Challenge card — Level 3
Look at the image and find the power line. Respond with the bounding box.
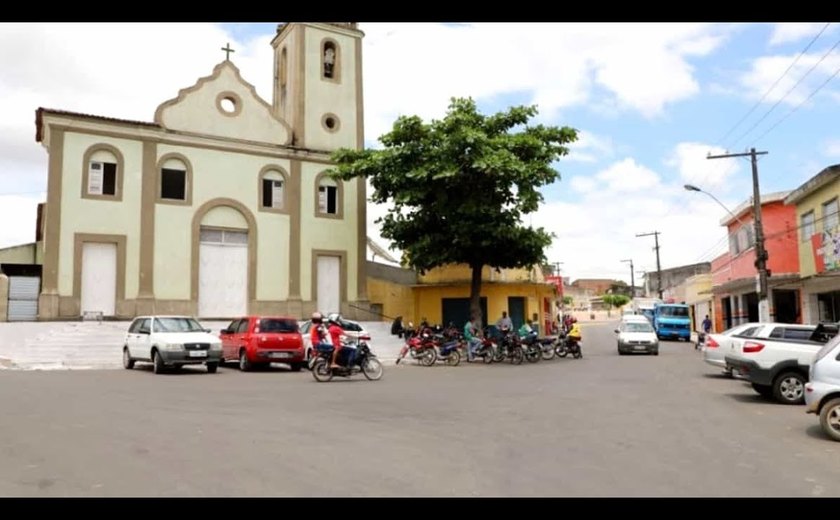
[753,61,840,145]
[716,22,831,147]
[730,35,840,149]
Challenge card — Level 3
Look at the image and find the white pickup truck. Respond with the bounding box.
[724,322,839,405]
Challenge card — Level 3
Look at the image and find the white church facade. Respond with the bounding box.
[33,22,369,320]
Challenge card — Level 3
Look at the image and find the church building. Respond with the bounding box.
[33,22,368,320]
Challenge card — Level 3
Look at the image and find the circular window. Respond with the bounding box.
[220,97,236,113]
[216,91,242,117]
[322,113,340,133]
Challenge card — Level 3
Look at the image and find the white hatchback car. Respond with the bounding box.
[805,333,840,441]
[616,316,659,355]
[123,316,222,374]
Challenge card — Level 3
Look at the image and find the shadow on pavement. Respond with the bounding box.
[804,424,831,442]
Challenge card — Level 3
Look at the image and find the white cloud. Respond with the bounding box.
[665,142,742,191]
[567,130,615,164]
[738,51,840,109]
[361,23,729,140]
[594,158,660,192]
[769,23,831,46]
[570,176,597,193]
[531,161,738,282]
[823,138,840,159]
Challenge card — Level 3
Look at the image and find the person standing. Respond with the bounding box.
[496,311,513,331]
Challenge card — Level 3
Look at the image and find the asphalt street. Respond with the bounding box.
[1,321,838,497]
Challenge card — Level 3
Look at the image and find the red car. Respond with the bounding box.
[219,316,305,372]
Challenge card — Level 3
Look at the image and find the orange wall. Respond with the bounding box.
[714,201,799,286]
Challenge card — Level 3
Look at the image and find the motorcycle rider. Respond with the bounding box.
[464,315,481,362]
[310,312,332,355]
[567,317,582,342]
[327,315,351,369]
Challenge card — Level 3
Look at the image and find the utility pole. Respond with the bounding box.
[636,231,662,299]
[707,148,770,322]
[621,259,635,298]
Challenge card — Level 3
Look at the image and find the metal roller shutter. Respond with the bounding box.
[8,276,40,321]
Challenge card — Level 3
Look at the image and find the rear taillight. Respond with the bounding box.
[706,337,719,348]
[360,335,371,341]
[743,341,764,353]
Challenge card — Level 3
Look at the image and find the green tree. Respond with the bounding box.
[562,296,574,306]
[329,97,578,327]
[602,294,631,316]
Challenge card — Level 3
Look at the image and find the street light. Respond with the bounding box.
[684,184,750,230]
[621,259,635,298]
[685,182,771,322]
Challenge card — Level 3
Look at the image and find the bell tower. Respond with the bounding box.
[271,22,364,151]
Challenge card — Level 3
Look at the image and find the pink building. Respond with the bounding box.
[711,191,801,330]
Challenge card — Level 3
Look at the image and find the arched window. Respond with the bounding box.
[82,144,124,201]
[259,166,289,213]
[156,153,193,205]
[315,171,343,219]
[321,39,341,82]
[279,47,288,106]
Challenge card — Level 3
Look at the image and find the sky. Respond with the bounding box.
[1,22,839,285]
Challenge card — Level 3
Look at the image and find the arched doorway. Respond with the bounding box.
[193,200,255,318]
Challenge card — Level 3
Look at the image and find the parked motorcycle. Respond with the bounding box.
[493,326,524,365]
[396,330,438,366]
[520,330,543,363]
[472,329,497,364]
[433,325,463,366]
[311,340,383,382]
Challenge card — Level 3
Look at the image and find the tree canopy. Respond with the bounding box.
[329,97,578,326]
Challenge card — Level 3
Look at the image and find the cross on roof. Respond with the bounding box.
[221,43,235,61]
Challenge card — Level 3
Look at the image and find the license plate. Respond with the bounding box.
[188,351,207,358]
[270,352,291,359]
[634,345,647,350]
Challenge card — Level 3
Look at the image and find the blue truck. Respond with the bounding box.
[653,303,692,341]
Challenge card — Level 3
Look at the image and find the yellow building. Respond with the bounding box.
[682,273,713,332]
[367,262,558,333]
[784,164,840,323]
[29,23,369,321]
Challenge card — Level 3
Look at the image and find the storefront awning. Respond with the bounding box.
[712,273,800,294]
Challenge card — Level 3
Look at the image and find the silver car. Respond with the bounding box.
[805,333,840,442]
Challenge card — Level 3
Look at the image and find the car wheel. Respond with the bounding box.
[239,350,252,372]
[773,371,806,405]
[206,362,218,374]
[122,347,135,369]
[152,350,165,375]
[651,349,659,356]
[290,362,303,372]
[819,397,840,442]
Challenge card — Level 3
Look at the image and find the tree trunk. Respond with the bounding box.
[469,263,483,331]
